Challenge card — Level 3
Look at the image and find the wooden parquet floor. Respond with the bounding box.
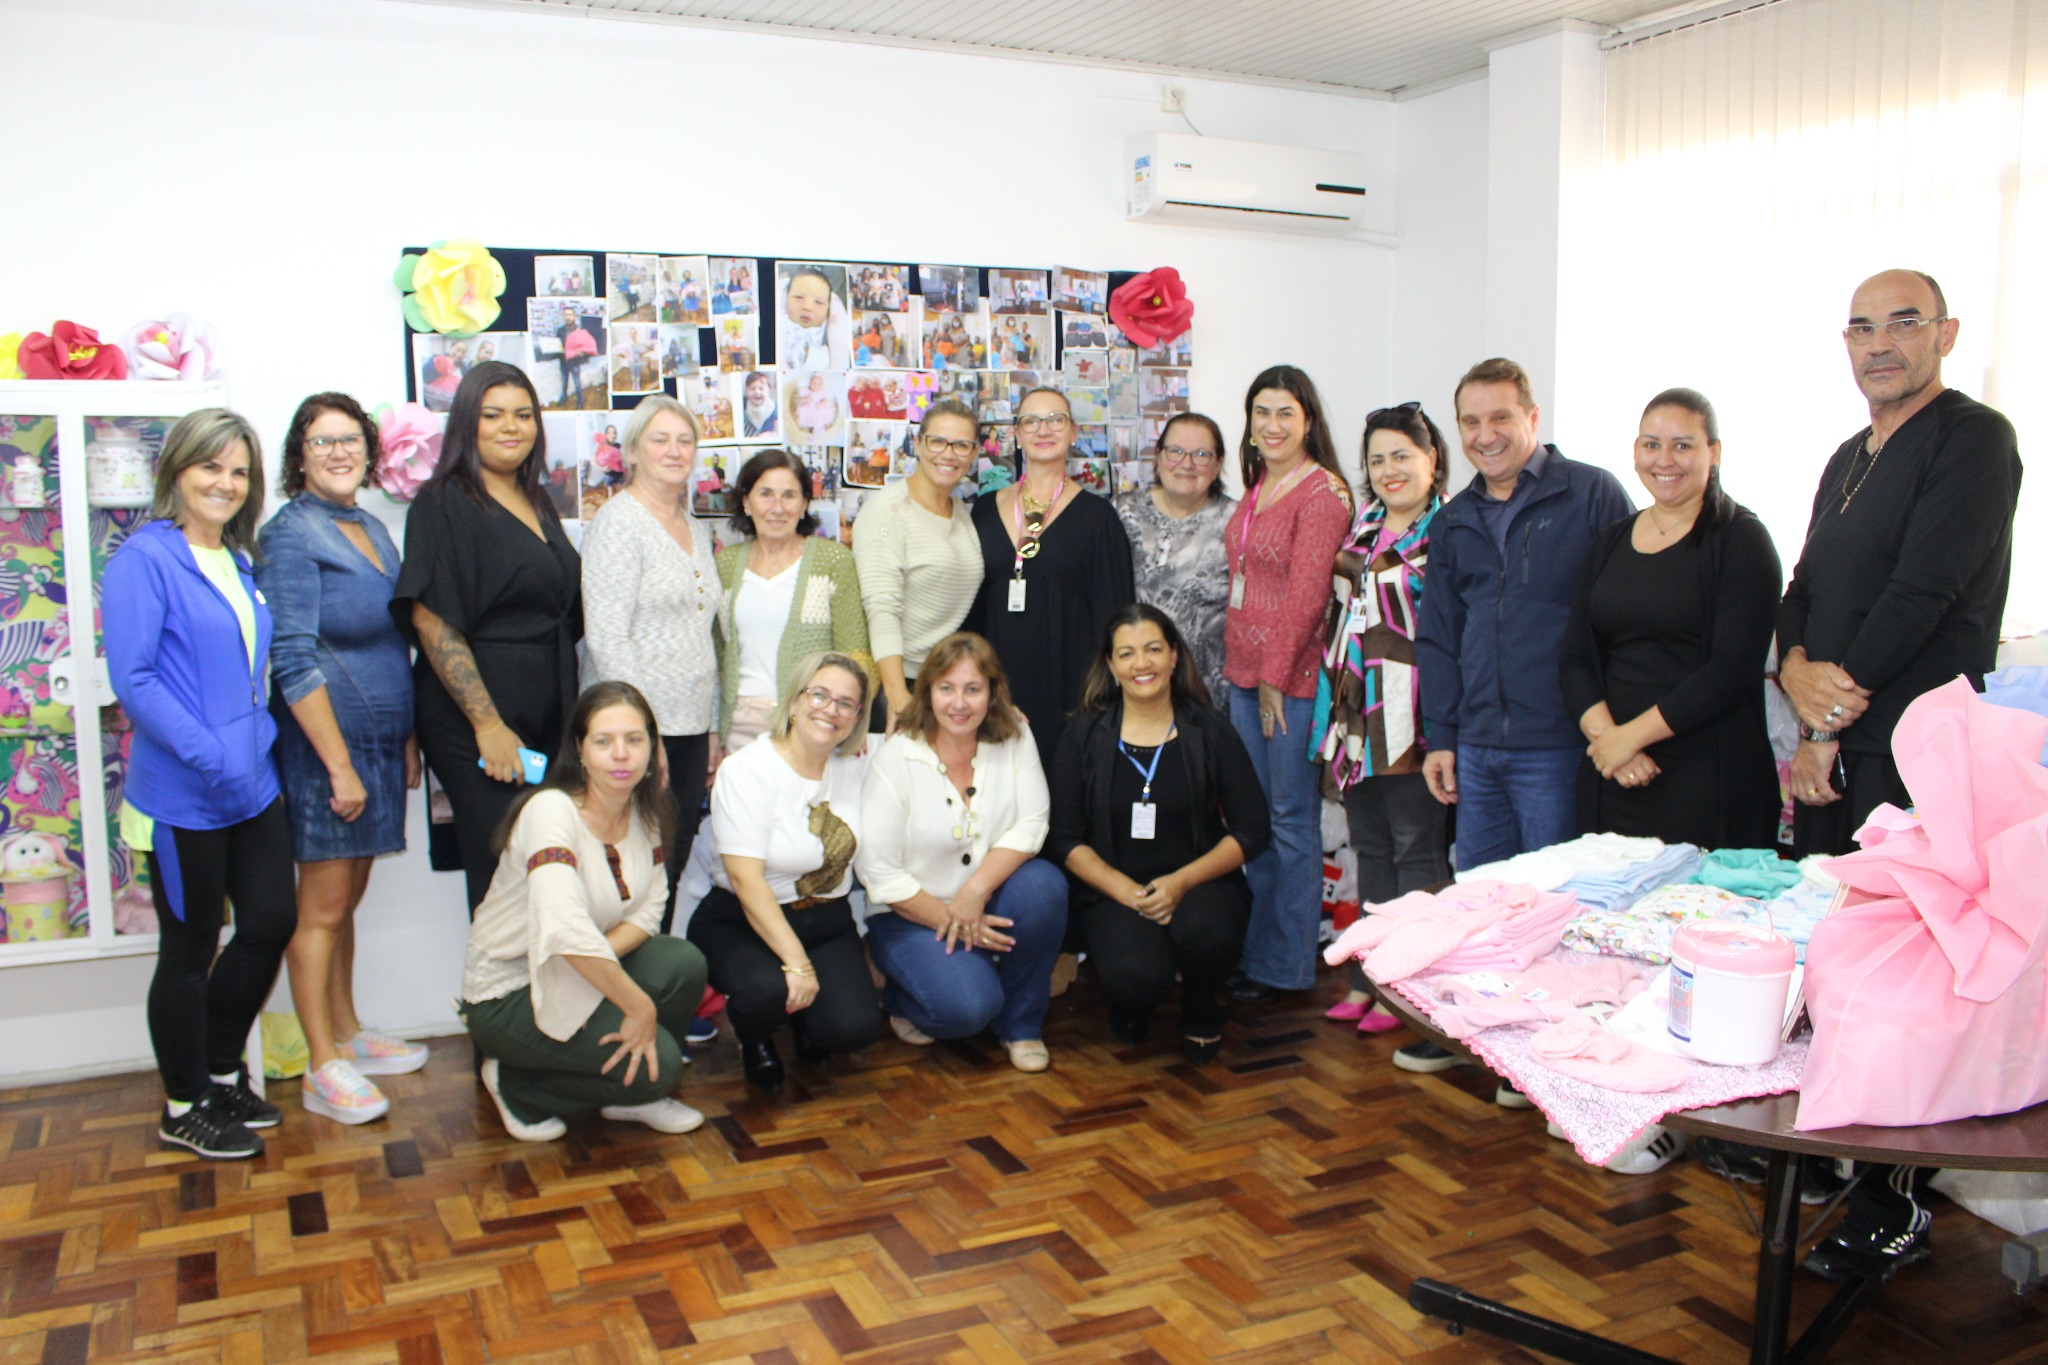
[3,977,2044,1364]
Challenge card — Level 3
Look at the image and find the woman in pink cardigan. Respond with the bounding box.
[1221,365,1353,1003]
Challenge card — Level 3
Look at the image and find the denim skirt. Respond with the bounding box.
[276,712,410,862]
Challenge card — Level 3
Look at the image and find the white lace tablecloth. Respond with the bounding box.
[1385,949,1809,1165]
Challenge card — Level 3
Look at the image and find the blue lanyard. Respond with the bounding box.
[1117,731,1173,802]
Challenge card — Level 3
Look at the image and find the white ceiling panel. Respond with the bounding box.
[493,0,1689,94]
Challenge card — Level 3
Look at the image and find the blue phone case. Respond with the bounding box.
[480,748,548,784]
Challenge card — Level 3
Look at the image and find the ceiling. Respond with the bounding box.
[498,0,1689,95]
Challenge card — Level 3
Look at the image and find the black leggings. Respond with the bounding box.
[659,732,709,933]
[1083,879,1250,1036]
[146,799,299,1103]
[686,887,880,1054]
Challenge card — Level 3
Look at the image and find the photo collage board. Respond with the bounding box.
[401,248,1195,545]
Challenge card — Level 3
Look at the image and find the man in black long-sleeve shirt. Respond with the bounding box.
[1774,268,2022,1284]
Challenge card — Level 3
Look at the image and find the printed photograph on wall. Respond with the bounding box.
[710,257,759,315]
[1110,423,1142,463]
[691,445,741,518]
[848,372,912,421]
[1063,348,1108,387]
[990,313,1051,369]
[610,323,662,397]
[978,422,1016,470]
[849,264,912,311]
[659,255,711,324]
[794,443,841,500]
[782,369,848,447]
[716,314,759,373]
[658,324,697,380]
[976,371,1020,423]
[536,255,596,297]
[851,310,912,368]
[688,367,737,442]
[1108,348,1141,419]
[989,268,1048,315]
[1053,266,1108,315]
[934,369,980,413]
[1067,455,1111,493]
[527,297,607,411]
[607,253,659,323]
[1138,329,1194,368]
[1113,460,1151,494]
[581,413,627,520]
[1140,366,1190,416]
[539,413,582,521]
[917,264,978,313]
[920,306,988,372]
[898,372,939,422]
[414,332,528,412]
[738,369,781,438]
[1068,387,1110,425]
[1060,310,1113,351]
[844,422,906,489]
[775,261,852,371]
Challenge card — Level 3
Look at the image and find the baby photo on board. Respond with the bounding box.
[526,297,607,411]
[775,261,852,371]
[917,264,978,314]
[536,255,595,297]
[710,257,758,315]
[659,255,711,325]
[608,253,659,323]
[415,332,526,412]
[717,314,760,373]
[848,372,912,421]
[989,268,1048,315]
[783,369,849,447]
[851,310,913,368]
[738,369,781,438]
[849,264,912,312]
[688,367,737,442]
[1054,266,1108,315]
[610,323,662,397]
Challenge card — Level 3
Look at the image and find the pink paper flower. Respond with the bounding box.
[122,314,222,380]
[17,321,127,381]
[372,402,444,501]
[1108,268,1194,349]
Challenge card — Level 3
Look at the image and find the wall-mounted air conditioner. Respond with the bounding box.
[1125,132,1375,237]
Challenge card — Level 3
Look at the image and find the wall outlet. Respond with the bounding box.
[1160,85,1186,115]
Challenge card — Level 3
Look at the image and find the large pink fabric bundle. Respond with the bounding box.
[1796,677,2048,1131]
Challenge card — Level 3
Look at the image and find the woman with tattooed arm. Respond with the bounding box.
[393,363,584,911]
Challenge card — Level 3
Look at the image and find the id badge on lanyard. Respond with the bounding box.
[1119,733,1172,840]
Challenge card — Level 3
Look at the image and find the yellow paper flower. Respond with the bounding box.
[394,239,506,336]
[0,333,21,380]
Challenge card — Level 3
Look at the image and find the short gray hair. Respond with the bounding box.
[768,651,872,757]
[620,394,699,484]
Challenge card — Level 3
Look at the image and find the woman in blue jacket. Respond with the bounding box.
[106,409,297,1162]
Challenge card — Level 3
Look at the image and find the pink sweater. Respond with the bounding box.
[1322,881,1581,981]
[1428,958,1652,1039]
[1222,467,1352,699]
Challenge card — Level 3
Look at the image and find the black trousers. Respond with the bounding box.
[1083,879,1250,1036]
[685,887,881,1054]
[1345,771,1453,990]
[146,799,299,1103]
[658,732,710,934]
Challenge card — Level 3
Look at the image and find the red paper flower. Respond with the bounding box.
[1108,268,1194,349]
[17,322,128,381]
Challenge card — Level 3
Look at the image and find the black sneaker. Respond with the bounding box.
[1694,1136,1771,1184]
[1392,1041,1464,1074]
[1803,1223,1932,1282]
[1494,1081,1535,1110]
[160,1092,264,1160]
[210,1072,282,1130]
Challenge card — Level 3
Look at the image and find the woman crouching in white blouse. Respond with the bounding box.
[460,681,709,1142]
[855,632,1066,1072]
[689,651,881,1091]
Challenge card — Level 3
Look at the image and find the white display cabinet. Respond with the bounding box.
[0,380,229,964]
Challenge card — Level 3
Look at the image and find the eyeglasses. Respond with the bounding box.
[802,687,862,719]
[921,435,976,458]
[1016,413,1072,432]
[1367,401,1422,423]
[1158,444,1219,467]
[306,434,366,454]
[1842,316,1948,345]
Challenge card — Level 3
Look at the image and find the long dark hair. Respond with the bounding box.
[1641,387,1734,529]
[494,680,675,855]
[1239,365,1346,495]
[1079,603,1210,711]
[281,391,382,497]
[1360,401,1450,508]
[425,361,555,520]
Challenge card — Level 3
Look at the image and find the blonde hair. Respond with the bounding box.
[768,651,872,757]
[620,394,700,485]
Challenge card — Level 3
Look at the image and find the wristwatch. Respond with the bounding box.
[1799,723,1841,744]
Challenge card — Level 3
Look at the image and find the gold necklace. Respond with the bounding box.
[1645,506,1693,539]
[1839,435,1883,512]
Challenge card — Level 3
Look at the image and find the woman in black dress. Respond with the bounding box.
[393,362,583,911]
[967,386,1135,773]
[1559,388,1782,849]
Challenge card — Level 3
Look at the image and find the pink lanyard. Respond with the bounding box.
[1010,476,1066,578]
[1234,460,1313,577]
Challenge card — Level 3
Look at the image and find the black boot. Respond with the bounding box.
[740,1036,784,1091]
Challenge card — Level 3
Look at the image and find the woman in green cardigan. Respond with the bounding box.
[714,450,876,754]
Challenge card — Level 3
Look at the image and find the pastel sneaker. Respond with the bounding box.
[302,1059,391,1126]
[600,1098,705,1134]
[339,1028,430,1076]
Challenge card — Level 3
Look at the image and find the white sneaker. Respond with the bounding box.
[1602,1124,1685,1175]
[889,1015,935,1046]
[600,1098,705,1134]
[479,1058,566,1142]
[301,1058,391,1125]
[339,1028,430,1076]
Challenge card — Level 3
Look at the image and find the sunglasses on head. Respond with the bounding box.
[1367,401,1423,423]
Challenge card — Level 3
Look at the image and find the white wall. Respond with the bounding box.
[0,0,1400,1082]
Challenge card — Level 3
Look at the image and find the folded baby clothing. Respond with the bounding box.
[1560,884,1754,964]
[1559,843,1702,911]
[1796,854,1840,892]
[1456,833,1665,892]
[1323,881,1579,982]
[1431,882,1582,973]
[1428,957,1654,1039]
[1527,1014,1688,1092]
[1688,847,1801,898]
[1717,878,1835,962]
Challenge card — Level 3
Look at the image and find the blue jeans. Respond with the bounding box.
[864,858,1068,1042]
[1229,685,1324,990]
[1452,743,1581,871]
